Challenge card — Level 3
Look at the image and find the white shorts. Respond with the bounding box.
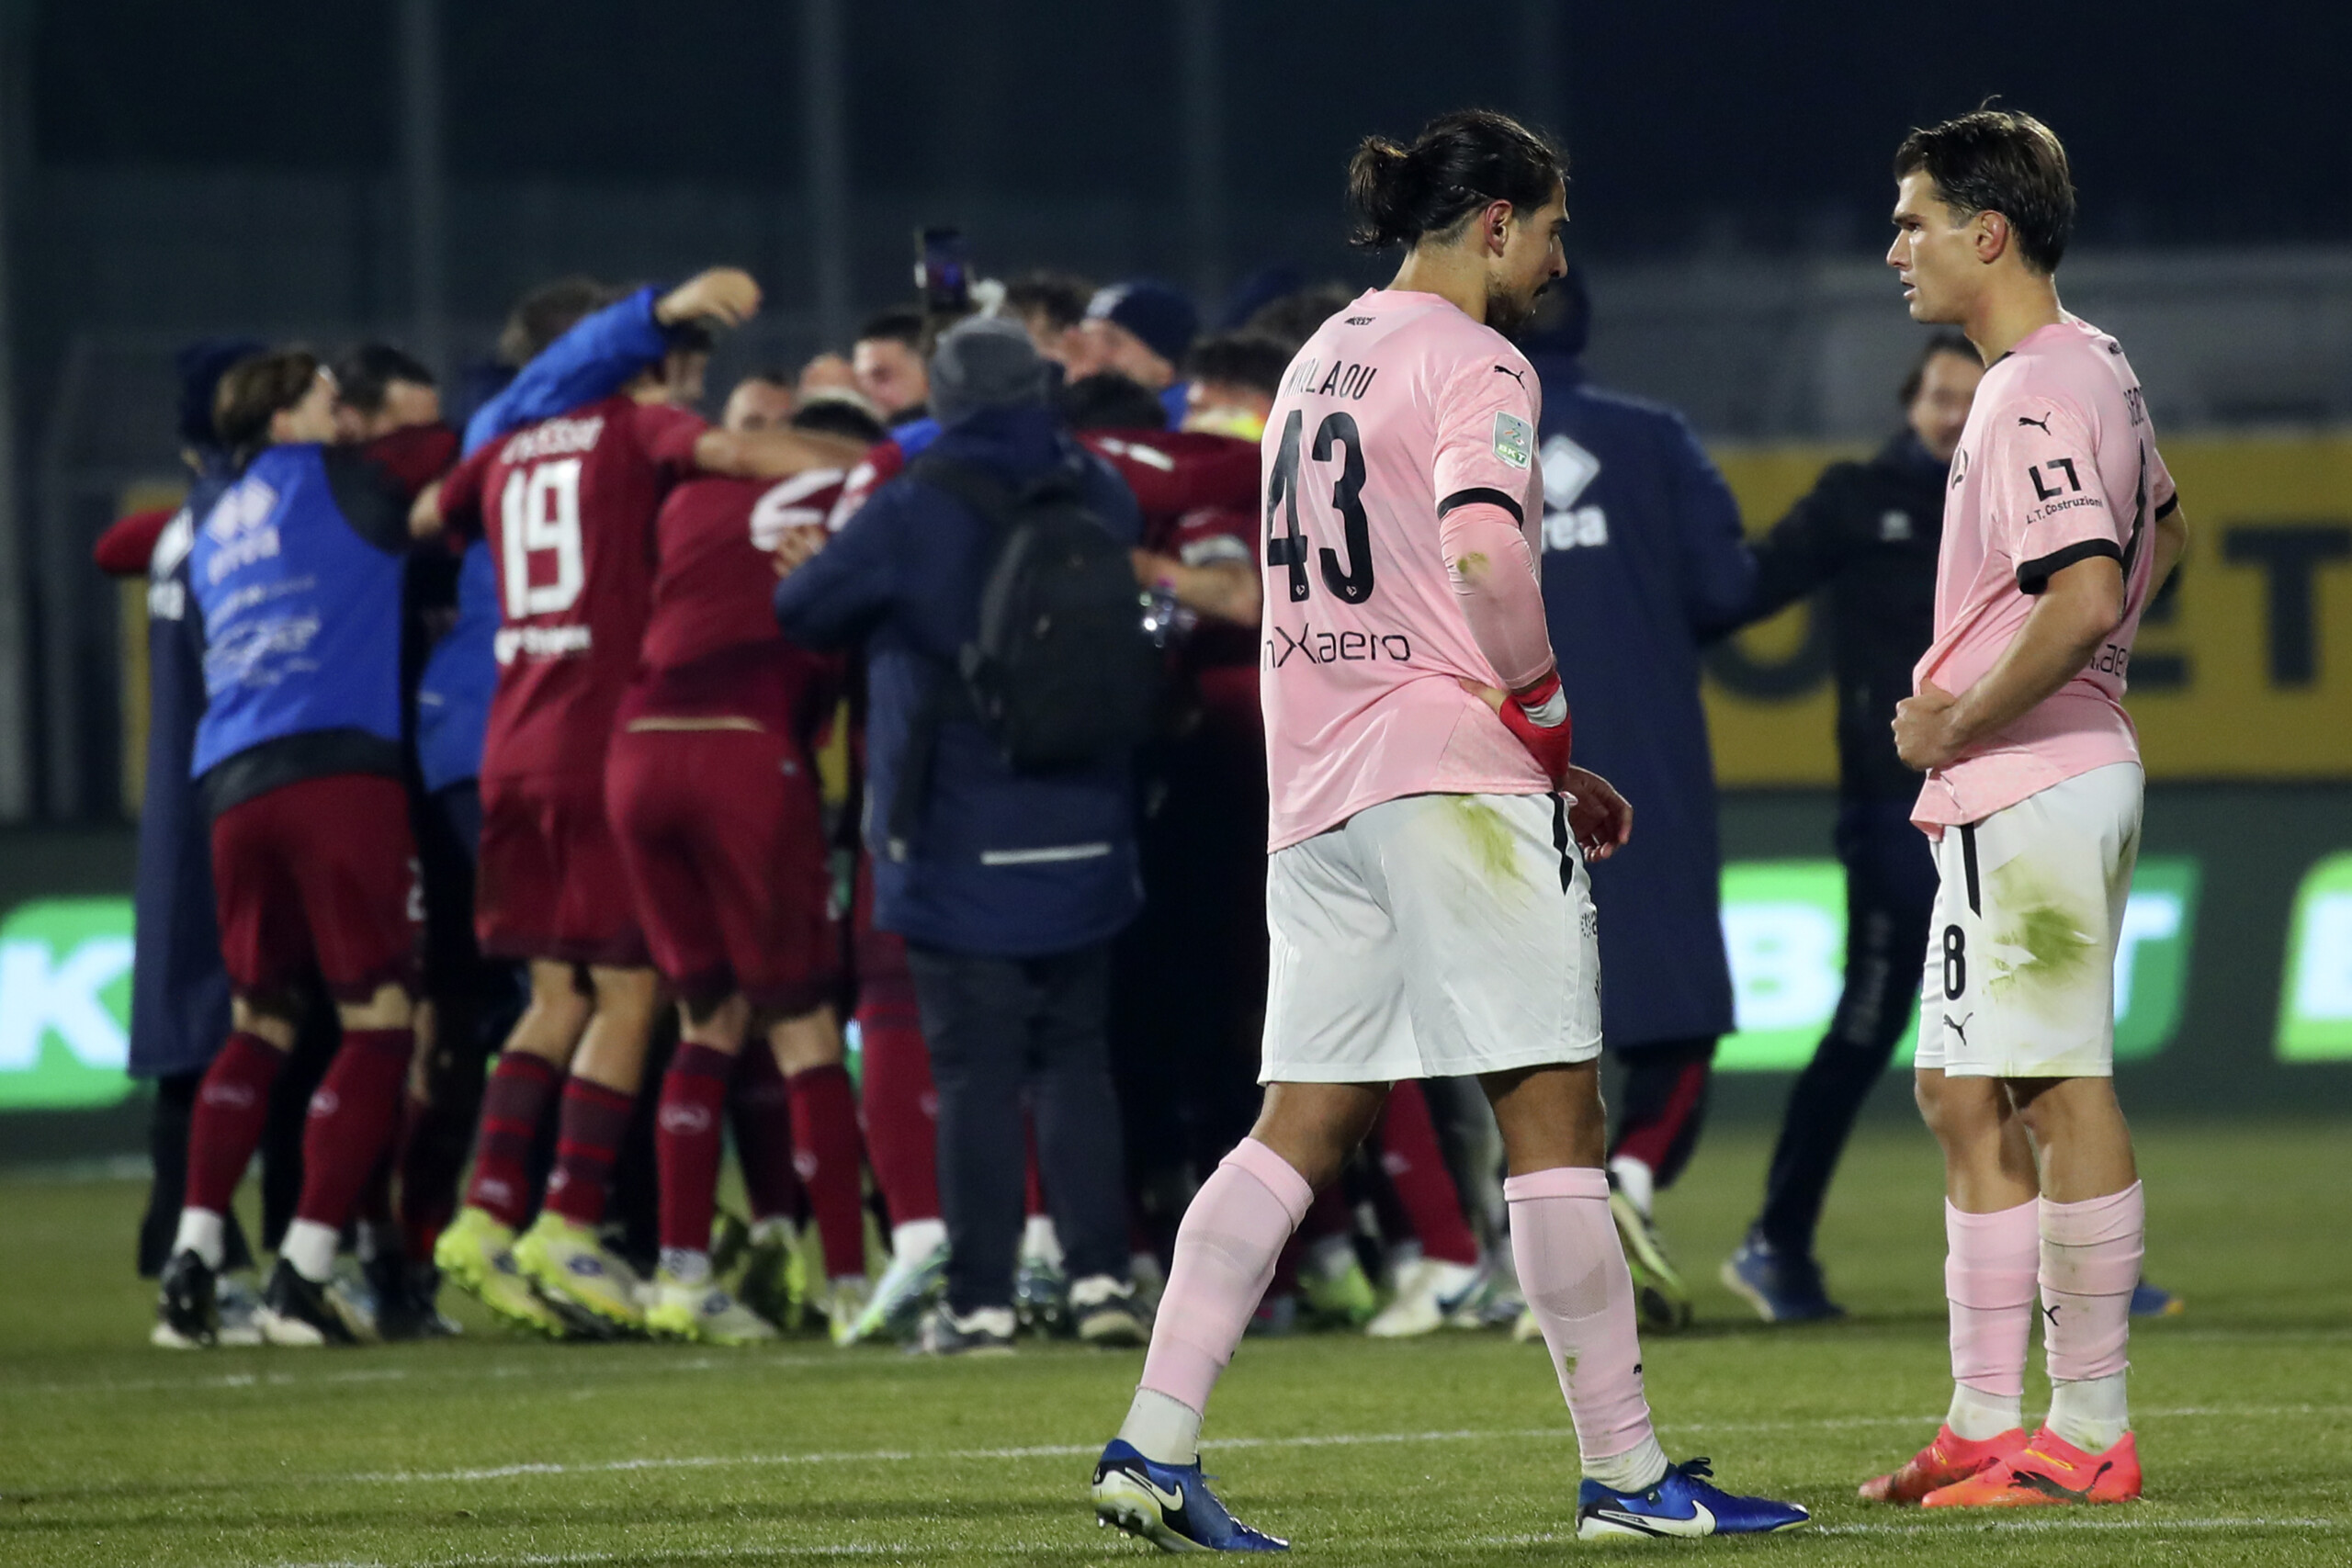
[1261,792,1603,1084]
[1914,761,2143,1079]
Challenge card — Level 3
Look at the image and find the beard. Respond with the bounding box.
[1484,277,1546,341]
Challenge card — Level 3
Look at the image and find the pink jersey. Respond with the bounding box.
[1912,315,2177,832]
[1261,288,1551,851]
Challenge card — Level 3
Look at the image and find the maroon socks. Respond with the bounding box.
[787,1063,867,1279]
[464,1051,560,1229]
[542,1077,635,1227]
[184,1032,287,1216]
[657,1043,733,1258]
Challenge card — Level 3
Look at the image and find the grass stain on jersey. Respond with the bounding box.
[1449,797,1523,891]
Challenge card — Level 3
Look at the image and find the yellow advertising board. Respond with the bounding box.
[1705,433,2352,784]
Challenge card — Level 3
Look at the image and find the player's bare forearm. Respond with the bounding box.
[1894,554,2121,770]
[1133,551,1261,626]
[1951,555,2122,739]
[694,427,868,480]
[408,479,444,540]
[2150,505,2188,599]
[656,267,761,329]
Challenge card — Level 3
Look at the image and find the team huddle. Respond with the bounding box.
[143,99,2177,1551]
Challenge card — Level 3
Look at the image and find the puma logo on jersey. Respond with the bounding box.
[1493,364,1528,386]
[2017,412,2053,434]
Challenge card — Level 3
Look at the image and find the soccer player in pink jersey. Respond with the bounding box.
[1090,109,1809,1551]
[1864,110,2190,1510]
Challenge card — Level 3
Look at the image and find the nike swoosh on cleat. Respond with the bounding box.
[2011,1460,2110,1503]
[1588,1501,1713,1538]
[1136,1474,1186,1512]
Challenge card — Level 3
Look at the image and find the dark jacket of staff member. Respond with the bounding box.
[1715,332,1981,1322]
[1522,270,1752,1332]
[773,317,1143,1351]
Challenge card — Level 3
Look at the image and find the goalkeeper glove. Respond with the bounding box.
[1497,670,1574,785]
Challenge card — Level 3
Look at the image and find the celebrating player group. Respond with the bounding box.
[142,66,2180,1550]
[1093,103,2182,1549]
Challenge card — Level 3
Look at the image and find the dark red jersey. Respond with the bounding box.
[1080,428,1262,734]
[439,394,705,784]
[620,468,848,739]
[823,439,906,532]
[1078,429,1259,550]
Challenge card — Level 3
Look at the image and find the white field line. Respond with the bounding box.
[1482,1517,2339,1546]
[330,1404,2350,1487]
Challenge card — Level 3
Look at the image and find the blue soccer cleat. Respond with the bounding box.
[1576,1457,1811,1540]
[1721,1232,1846,1324]
[1091,1439,1288,1552]
[2131,1279,2184,1318]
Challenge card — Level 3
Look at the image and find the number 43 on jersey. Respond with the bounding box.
[1265,409,1375,604]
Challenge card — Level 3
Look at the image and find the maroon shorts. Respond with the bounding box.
[476,773,648,968]
[209,773,420,1002]
[606,724,838,1015]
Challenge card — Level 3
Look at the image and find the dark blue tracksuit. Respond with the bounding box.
[1724,432,1947,1256]
[774,403,1141,1314]
[130,462,255,1274]
[1528,352,1751,1186]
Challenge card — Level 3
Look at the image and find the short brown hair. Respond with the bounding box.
[1894,109,2075,276]
[1899,331,1979,406]
[1001,271,1093,334]
[1185,332,1292,400]
[212,349,322,457]
[496,275,616,367]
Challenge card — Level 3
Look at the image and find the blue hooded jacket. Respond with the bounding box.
[1526,346,1753,1049]
[772,403,1144,958]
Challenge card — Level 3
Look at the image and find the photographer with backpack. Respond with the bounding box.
[773,316,1157,1355]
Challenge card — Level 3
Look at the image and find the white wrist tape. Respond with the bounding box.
[1520,685,1569,728]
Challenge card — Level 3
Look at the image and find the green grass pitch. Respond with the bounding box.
[2,1119,2346,1566]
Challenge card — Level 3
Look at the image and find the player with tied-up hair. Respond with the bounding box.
[1865,108,2188,1510]
[1088,108,1808,1552]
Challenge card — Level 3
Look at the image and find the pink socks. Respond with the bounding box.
[1942,1187,2142,1451]
[2041,1183,2143,1451]
[1506,1166,1665,1489]
[1125,1139,1314,1460]
[1943,1199,2039,1436]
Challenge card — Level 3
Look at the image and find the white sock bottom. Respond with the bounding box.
[893,1217,948,1265]
[1021,1214,1063,1268]
[1583,1433,1671,1494]
[1119,1386,1203,1465]
[1947,1381,2024,1440]
[749,1217,795,1247]
[2046,1372,2129,1453]
[280,1220,340,1285]
[662,1247,712,1285]
[1607,1156,1656,1220]
[174,1209,226,1272]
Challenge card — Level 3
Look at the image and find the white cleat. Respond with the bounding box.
[1366,1258,1484,1339]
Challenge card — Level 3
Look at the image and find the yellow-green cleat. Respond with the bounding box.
[514,1213,647,1335]
[1611,1188,1693,1333]
[1299,1246,1378,1328]
[646,1270,779,1345]
[735,1218,812,1332]
[816,1273,875,1347]
[434,1207,569,1338]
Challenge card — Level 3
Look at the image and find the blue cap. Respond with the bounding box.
[1087,279,1199,370]
[176,337,266,450]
